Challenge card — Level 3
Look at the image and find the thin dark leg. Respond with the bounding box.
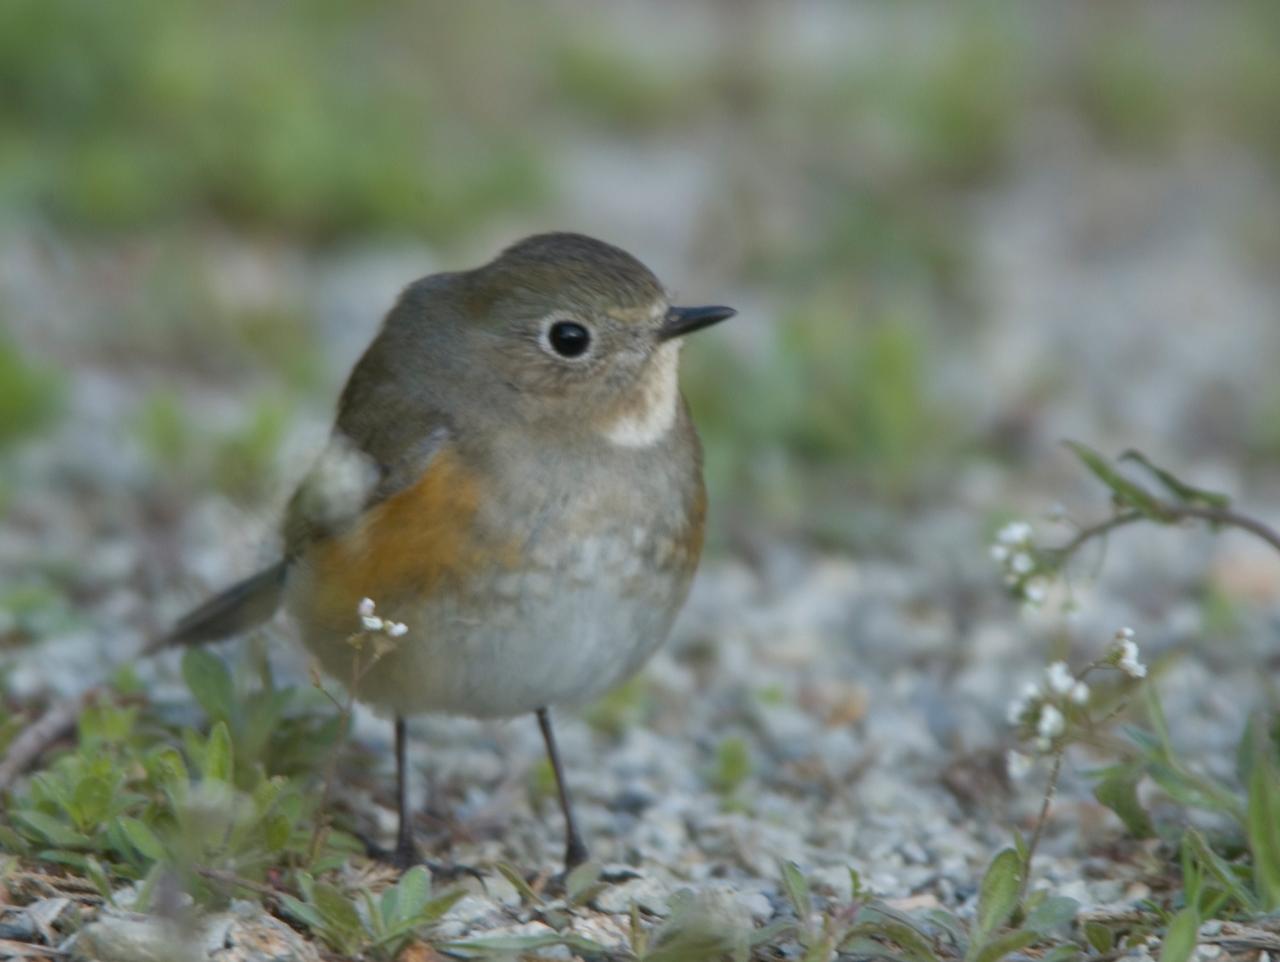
[536,707,589,869]
[393,716,419,865]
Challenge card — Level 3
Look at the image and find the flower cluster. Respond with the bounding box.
[1007,664,1080,755]
[1007,628,1147,774]
[990,520,1050,607]
[357,597,408,638]
[1109,627,1146,678]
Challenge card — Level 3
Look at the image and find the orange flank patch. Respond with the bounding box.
[305,447,511,623]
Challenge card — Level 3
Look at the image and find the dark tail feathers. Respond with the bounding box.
[164,562,288,648]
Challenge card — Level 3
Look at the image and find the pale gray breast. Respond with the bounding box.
[474,409,705,600]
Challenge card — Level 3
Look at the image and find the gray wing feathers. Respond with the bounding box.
[164,561,287,647]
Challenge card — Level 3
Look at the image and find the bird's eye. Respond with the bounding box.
[547,320,591,359]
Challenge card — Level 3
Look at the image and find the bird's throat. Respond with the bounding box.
[601,342,681,448]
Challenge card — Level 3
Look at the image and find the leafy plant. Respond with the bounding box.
[281,865,462,960]
[3,651,353,905]
[0,334,64,451]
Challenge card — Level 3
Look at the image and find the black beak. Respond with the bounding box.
[658,305,737,342]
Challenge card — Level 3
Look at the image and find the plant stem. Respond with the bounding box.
[1019,749,1065,904]
[1054,501,1280,566]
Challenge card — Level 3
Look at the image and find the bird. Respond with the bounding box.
[167,231,735,871]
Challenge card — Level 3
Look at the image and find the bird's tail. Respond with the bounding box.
[163,562,288,648]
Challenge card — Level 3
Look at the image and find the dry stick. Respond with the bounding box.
[0,633,174,792]
[0,691,92,791]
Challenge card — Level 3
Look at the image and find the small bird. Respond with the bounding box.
[168,232,734,870]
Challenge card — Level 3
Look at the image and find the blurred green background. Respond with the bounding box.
[3,0,1279,559]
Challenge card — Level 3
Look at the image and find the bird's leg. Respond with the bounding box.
[536,707,589,869]
[392,715,421,866]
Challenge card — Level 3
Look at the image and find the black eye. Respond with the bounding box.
[547,320,591,358]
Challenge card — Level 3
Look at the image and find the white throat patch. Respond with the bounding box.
[602,341,681,448]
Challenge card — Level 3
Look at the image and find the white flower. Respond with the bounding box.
[990,544,1010,563]
[1006,750,1033,781]
[358,598,376,618]
[1023,579,1049,606]
[997,521,1032,545]
[1116,626,1135,642]
[1070,681,1090,705]
[1118,638,1146,679]
[386,621,409,638]
[1045,661,1074,696]
[1037,704,1065,742]
[361,614,384,632]
[1011,552,1035,575]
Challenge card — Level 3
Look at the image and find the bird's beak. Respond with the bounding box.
[658,305,737,342]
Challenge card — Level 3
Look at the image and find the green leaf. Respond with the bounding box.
[1040,944,1082,962]
[1084,921,1114,953]
[781,860,813,921]
[279,893,325,933]
[847,918,939,962]
[313,882,364,943]
[263,813,292,852]
[413,889,465,926]
[117,816,167,861]
[711,736,752,796]
[1247,742,1280,910]
[377,883,399,935]
[394,865,432,922]
[84,855,116,905]
[975,848,1022,939]
[1158,907,1199,962]
[1065,441,1166,519]
[1023,896,1079,935]
[70,775,113,831]
[151,747,190,806]
[750,920,799,948]
[203,721,233,783]
[494,861,541,905]
[1093,769,1155,838]
[15,811,87,848]
[443,933,609,957]
[974,928,1040,962]
[182,648,237,723]
[565,859,604,906]
[1119,450,1230,509]
[252,775,283,814]
[925,908,968,948]
[1183,828,1259,915]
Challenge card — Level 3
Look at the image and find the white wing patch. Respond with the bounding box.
[602,341,681,448]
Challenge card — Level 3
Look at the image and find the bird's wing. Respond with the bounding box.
[281,423,452,561]
[167,413,457,648]
[282,320,461,561]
